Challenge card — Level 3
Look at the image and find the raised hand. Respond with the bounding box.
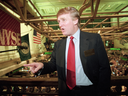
[24,62,44,73]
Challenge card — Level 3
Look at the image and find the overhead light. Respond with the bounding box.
[103,26,105,28]
[40,53,44,56]
[98,30,101,34]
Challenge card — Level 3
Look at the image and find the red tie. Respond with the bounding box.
[66,36,76,90]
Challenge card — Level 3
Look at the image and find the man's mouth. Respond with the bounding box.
[61,28,65,31]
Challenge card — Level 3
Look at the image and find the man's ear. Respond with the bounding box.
[73,19,78,25]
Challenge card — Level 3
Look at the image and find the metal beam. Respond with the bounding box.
[91,0,94,16]
[23,0,27,19]
[93,0,100,17]
[100,24,128,36]
[0,5,22,23]
[93,5,128,28]
[13,0,25,21]
[25,14,128,22]
[28,0,42,18]
[82,11,128,15]
[80,19,91,29]
[23,11,128,18]
[80,14,128,20]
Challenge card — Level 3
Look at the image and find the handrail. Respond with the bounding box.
[0,77,58,95]
[1,76,128,95]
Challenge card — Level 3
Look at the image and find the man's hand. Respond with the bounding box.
[24,62,44,73]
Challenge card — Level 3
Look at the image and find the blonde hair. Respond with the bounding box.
[57,7,80,28]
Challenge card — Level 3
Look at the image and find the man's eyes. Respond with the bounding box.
[57,20,60,23]
[62,19,66,21]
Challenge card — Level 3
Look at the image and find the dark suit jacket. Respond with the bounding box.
[41,31,111,96]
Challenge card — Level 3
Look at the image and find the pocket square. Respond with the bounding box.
[84,49,95,57]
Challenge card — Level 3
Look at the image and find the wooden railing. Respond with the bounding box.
[1,76,128,96]
[0,77,58,96]
[109,76,128,96]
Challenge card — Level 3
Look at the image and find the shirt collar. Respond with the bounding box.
[67,28,80,40]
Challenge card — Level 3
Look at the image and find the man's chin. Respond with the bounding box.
[63,35,68,36]
[62,33,68,36]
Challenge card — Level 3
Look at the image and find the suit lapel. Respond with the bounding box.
[80,31,89,52]
[80,31,89,72]
[58,38,67,81]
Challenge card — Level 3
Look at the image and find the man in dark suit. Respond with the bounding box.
[24,7,111,96]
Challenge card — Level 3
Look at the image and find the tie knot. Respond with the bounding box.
[70,36,74,40]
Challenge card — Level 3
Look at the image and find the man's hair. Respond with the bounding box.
[57,7,80,28]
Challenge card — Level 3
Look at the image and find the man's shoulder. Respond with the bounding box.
[81,31,98,35]
[55,37,67,45]
[80,31,100,38]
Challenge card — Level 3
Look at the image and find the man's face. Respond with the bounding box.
[57,13,77,36]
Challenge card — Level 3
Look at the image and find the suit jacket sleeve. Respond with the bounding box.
[40,42,58,74]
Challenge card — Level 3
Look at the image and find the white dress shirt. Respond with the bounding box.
[65,28,93,86]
